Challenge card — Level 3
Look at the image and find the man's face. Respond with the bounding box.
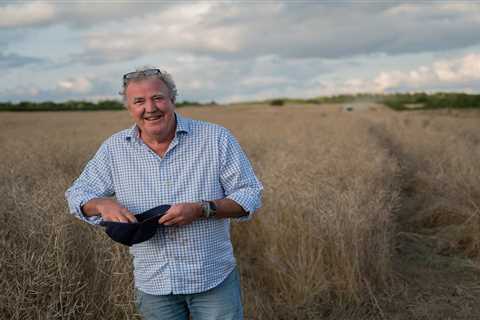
[125,78,176,141]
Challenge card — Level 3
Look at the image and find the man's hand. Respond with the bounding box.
[158,203,202,226]
[82,198,137,223]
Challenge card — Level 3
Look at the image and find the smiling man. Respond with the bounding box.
[65,67,263,320]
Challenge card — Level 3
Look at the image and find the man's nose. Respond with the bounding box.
[145,99,157,113]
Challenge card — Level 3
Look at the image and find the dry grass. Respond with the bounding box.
[364,110,480,258]
[0,104,479,319]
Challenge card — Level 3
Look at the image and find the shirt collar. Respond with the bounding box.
[175,112,190,135]
[125,112,190,143]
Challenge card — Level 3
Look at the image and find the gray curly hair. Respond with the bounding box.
[120,66,178,104]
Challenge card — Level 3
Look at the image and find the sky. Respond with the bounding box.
[1,1,480,103]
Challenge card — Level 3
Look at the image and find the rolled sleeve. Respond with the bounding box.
[65,190,104,225]
[65,142,114,225]
[219,129,263,221]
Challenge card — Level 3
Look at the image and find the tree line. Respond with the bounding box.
[268,92,480,110]
[1,93,480,111]
[0,100,205,111]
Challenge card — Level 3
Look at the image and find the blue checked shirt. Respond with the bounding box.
[65,113,263,295]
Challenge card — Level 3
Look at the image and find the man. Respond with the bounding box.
[65,67,263,320]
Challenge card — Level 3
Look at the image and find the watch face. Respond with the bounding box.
[209,201,217,211]
[201,201,209,218]
[208,201,217,217]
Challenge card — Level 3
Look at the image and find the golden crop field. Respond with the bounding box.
[1,104,479,320]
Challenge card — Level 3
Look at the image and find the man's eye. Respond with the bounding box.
[134,100,144,104]
[154,96,164,101]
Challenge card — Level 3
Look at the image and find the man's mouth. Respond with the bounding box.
[144,114,163,121]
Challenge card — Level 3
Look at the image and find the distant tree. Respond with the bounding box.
[97,100,123,110]
[270,99,285,106]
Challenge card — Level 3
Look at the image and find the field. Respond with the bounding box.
[1,103,479,319]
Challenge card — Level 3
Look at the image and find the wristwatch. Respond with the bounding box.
[200,200,217,218]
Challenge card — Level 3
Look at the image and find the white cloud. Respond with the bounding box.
[78,3,241,64]
[57,77,92,93]
[387,53,480,90]
[0,1,55,28]
[336,53,480,93]
[433,54,480,82]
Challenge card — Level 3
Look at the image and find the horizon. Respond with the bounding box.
[3,91,480,105]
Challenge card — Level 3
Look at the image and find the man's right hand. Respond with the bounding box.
[82,198,137,223]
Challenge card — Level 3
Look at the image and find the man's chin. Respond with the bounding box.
[142,119,165,129]
[141,126,169,139]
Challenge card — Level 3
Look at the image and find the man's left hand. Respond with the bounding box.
[159,203,202,226]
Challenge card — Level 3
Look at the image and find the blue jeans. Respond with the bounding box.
[135,268,243,320]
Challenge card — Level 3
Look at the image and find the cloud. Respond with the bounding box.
[0,1,178,29]
[372,53,480,92]
[0,52,44,69]
[0,1,56,28]
[240,76,290,88]
[220,52,480,100]
[1,76,117,102]
[57,77,93,94]
[3,2,480,65]
[153,54,334,102]
[4,52,480,103]
[70,3,241,65]
[67,2,480,64]
[2,2,480,104]
[315,52,480,95]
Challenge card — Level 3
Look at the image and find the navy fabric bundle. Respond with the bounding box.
[99,204,171,246]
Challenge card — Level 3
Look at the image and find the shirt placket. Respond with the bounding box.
[132,137,176,293]
[143,134,187,293]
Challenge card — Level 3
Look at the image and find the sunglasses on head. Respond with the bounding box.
[123,69,162,86]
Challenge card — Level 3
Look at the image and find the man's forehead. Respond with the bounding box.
[125,78,169,96]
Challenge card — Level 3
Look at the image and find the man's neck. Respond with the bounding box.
[140,127,176,147]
